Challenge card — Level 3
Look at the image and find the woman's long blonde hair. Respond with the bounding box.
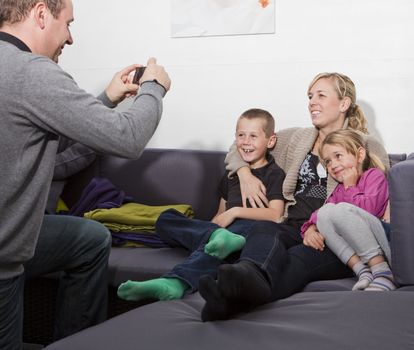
[308,73,368,134]
[319,129,385,173]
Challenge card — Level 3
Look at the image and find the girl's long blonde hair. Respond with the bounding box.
[319,129,386,173]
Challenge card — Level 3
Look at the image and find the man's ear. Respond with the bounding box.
[32,2,49,30]
[267,133,277,149]
[340,97,352,113]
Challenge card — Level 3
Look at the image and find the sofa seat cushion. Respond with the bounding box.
[108,247,188,287]
[302,278,356,291]
[45,291,414,350]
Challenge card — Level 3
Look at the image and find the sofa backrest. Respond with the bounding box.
[62,150,407,220]
[388,153,407,167]
[102,148,227,220]
[63,148,226,220]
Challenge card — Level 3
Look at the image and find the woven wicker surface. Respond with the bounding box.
[23,278,153,346]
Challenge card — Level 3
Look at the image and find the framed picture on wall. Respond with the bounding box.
[171,0,275,38]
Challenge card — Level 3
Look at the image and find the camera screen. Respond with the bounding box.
[132,67,146,85]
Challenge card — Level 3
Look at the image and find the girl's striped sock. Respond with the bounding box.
[365,262,397,292]
[352,261,373,291]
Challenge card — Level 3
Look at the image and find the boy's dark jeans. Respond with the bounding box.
[156,210,301,292]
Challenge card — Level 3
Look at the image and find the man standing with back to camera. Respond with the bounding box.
[0,0,171,348]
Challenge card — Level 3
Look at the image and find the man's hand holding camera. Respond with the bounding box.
[105,57,171,105]
[140,57,171,92]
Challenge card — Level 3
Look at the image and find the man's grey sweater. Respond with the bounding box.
[0,38,166,279]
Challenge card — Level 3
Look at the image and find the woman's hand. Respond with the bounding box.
[303,225,325,251]
[237,167,268,208]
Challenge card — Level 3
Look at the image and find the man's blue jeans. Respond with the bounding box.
[0,275,24,350]
[0,215,111,350]
[156,209,301,291]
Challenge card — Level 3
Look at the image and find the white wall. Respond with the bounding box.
[60,0,414,153]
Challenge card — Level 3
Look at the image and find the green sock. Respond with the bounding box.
[117,278,188,301]
[204,228,246,260]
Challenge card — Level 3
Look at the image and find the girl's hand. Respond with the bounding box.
[303,225,325,251]
[342,166,359,189]
[237,167,268,208]
[211,209,236,228]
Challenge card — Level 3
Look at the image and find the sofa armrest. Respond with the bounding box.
[390,158,414,285]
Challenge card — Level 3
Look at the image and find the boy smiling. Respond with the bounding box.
[117,109,286,302]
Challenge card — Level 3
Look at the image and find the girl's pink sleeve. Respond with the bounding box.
[341,168,388,217]
[300,211,318,237]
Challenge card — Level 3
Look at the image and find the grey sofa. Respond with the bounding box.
[28,149,414,349]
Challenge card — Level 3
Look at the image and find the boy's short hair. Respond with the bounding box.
[238,108,275,137]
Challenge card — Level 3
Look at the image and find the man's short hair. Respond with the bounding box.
[0,0,65,27]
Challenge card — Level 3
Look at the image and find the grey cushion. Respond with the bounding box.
[99,149,226,220]
[108,247,187,286]
[45,291,414,350]
[302,278,356,292]
[389,158,414,285]
[388,153,407,167]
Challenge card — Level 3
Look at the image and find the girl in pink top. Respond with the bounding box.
[301,129,396,291]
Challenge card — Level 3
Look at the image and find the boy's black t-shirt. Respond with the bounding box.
[286,152,328,230]
[219,155,286,210]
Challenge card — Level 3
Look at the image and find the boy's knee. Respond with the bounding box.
[155,209,177,230]
[156,209,181,239]
[156,210,171,228]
